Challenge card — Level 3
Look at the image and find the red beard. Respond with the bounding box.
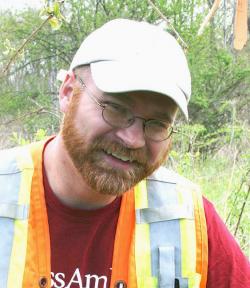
[61,91,171,196]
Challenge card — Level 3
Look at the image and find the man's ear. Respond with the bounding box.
[59,72,76,113]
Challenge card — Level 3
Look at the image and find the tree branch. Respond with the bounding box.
[198,0,221,36]
[0,108,45,126]
[226,168,250,224]
[1,14,53,77]
[147,0,188,49]
[234,185,250,236]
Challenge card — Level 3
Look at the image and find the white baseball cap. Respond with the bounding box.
[59,18,191,119]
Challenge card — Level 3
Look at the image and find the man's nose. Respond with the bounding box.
[114,119,146,149]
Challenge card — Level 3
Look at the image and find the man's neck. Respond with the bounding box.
[43,135,117,210]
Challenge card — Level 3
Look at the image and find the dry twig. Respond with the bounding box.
[1,15,53,77]
[147,0,188,49]
[0,108,45,126]
[234,185,250,236]
[197,0,221,36]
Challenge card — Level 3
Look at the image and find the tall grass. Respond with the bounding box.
[169,124,250,256]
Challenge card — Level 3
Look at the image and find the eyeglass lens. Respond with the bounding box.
[102,103,172,141]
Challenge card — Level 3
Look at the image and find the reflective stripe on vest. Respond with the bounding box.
[0,146,33,288]
[0,141,51,288]
[134,167,207,288]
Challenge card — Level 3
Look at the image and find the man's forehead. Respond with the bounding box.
[103,90,178,122]
[80,68,170,102]
[105,90,177,105]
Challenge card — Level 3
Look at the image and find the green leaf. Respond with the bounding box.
[34,129,47,141]
[49,16,61,30]
[53,1,60,18]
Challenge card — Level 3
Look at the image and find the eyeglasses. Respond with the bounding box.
[76,76,175,142]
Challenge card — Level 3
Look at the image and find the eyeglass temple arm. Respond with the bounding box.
[76,75,104,108]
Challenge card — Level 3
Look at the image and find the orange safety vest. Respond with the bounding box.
[0,140,208,288]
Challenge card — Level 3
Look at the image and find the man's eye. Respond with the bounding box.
[106,102,128,114]
[159,121,171,128]
[148,120,170,129]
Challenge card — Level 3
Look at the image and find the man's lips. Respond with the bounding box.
[105,150,136,163]
[101,150,136,170]
[92,139,147,166]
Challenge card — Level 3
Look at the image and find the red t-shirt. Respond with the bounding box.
[44,169,121,288]
[204,199,250,287]
[43,169,250,288]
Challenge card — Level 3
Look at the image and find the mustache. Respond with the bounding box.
[91,138,148,165]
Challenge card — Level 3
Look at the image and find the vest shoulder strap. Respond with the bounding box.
[0,145,33,219]
[0,144,35,288]
[134,166,208,288]
[0,140,50,288]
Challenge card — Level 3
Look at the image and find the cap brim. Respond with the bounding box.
[90,61,189,119]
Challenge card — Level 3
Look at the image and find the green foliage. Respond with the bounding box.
[11,132,30,146]
[10,128,48,146]
[3,39,16,57]
[170,123,250,255]
[188,33,250,129]
[40,0,65,30]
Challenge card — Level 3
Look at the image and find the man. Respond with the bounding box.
[0,19,249,288]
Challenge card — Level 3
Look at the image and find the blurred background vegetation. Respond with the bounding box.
[0,0,249,255]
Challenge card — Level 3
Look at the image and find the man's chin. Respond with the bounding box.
[79,163,145,196]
